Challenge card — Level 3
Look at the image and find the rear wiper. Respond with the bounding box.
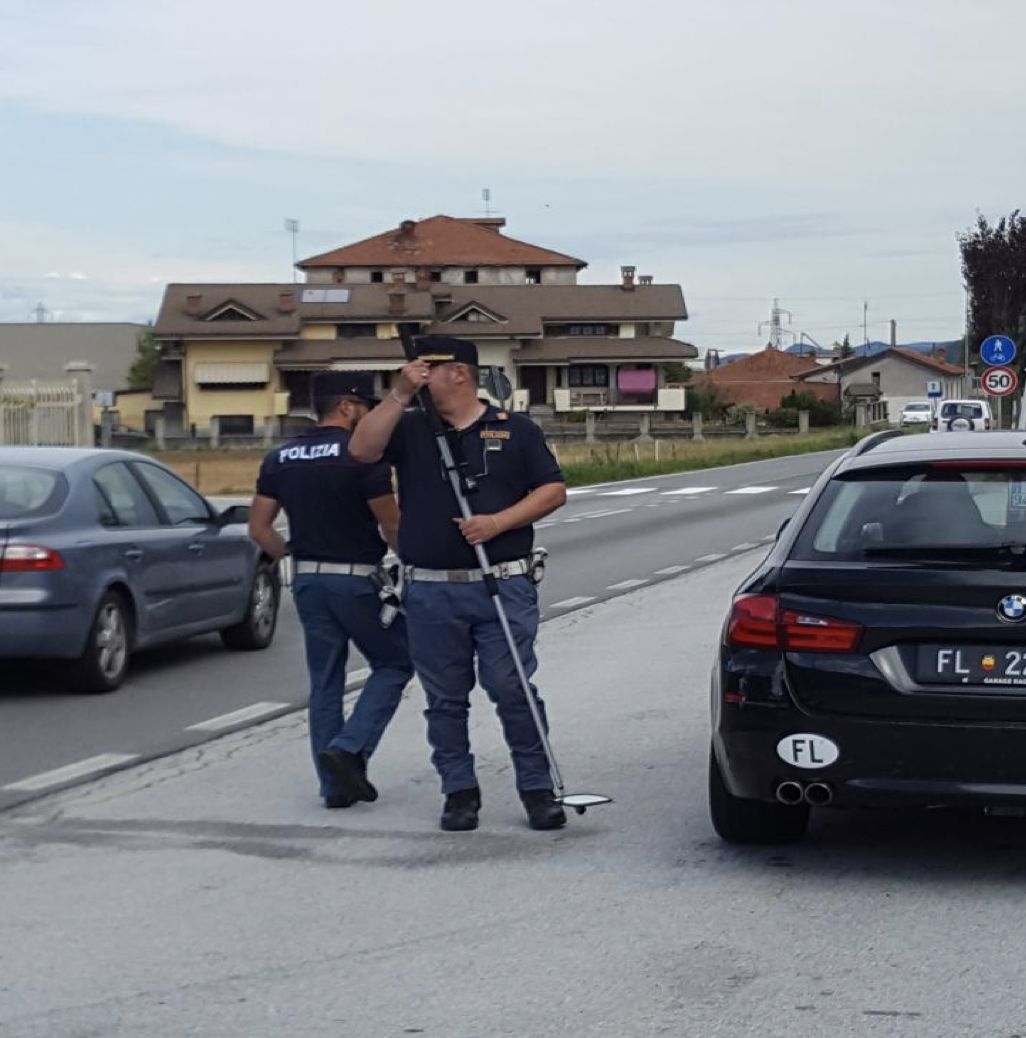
[864,541,1026,556]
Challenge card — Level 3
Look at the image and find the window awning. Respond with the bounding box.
[194,362,270,384]
[617,368,657,392]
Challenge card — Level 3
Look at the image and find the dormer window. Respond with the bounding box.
[203,301,262,322]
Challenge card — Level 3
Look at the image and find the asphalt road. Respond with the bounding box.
[0,449,843,811]
[4,552,1026,1038]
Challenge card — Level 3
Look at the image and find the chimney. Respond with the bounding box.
[936,347,947,363]
[278,290,296,313]
[185,294,202,316]
[390,269,407,287]
[620,265,636,290]
[398,219,416,238]
[639,275,654,286]
[414,266,431,291]
[388,291,406,316]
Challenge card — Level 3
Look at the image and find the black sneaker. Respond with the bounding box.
[324,793,356,809]
[440,787,481,832]
[354,754,379,803]
[521,790,567,830]
[318,747,376,803]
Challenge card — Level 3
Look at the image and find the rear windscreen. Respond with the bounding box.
[940,402,983,419]
[0,465,67,520]
[791,464,1026,560]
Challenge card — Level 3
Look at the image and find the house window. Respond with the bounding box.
[430,270,442,282]
[871,371,881,388]
[568,365,609,388]
[217,415,255,436]
[338,323,379,338]
[464,269,479,285]
[207,306,254,322]
[546,323,613,337]
[526,268,542,285]
[370,270,384,283]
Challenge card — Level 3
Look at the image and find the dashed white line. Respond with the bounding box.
[3,753,140,792]
[789,487,812,495]
[566,488,595,496]
[186,702,290,733]
[606,578,648,591]
[731,542,759,552]
[694,553,727,563]
[549,596,596,610]
[655,564,692,575]
[598,487,658,497]
[725,486,779,495]
[661,486,717,496]
[573,508,632,520]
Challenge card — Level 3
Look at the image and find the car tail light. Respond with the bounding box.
[727,594,861,652]
[0,544,65,572]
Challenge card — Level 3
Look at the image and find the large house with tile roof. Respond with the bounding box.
[149,216,694,436]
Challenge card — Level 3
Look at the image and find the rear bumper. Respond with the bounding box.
[714,705,1026,809]
[0,606,89,659]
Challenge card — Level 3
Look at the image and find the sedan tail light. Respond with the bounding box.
[0,544,65,572]
[727,594,861,652]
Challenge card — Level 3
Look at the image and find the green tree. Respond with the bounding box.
[128,329,160,391]
[959,210,1026,382]
[838,333,854,359]
[662,362,692,384]
[686,381,727,420]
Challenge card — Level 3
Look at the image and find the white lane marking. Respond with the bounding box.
[789,487,811,495]
[566,488,595,496]
[731,542,759,552]
[661,486,717,496]
[760,535,776,542]
[564,508,631,523]
[549,596,596,610]
[3,753,140,792]
[186,702,290,732]
[725,485,779,495]
[598,487,658,497]
[606,578,648,591]
[537,521,556,529]
[655,564,692,575]
[694,553,727,563]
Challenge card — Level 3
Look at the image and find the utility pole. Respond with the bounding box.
[758,298,795,348]
[29,302,52,323]
[890,319,897,349]
[284,218,300,282]
[863,300,869,347]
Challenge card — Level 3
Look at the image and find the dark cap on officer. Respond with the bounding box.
[310,371,380,408]
[413,335,479,368]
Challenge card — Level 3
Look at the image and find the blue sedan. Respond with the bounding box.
[0,447,280,692]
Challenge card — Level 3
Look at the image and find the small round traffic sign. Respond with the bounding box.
[981,335,1018,367]
[982,365,1019,397]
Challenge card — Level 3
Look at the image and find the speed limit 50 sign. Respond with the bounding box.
[982,366,1019,397]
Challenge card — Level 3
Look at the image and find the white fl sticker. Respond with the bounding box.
[776,733,839,770]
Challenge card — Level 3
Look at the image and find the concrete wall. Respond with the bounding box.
[112,390,157,431]
[183,340,281,430]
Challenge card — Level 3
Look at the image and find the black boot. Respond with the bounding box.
[521,790,567,830]
[440,787,481,832]
[318,747,376,803]
[354,754,378,803]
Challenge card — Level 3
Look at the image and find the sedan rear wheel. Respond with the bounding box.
[708,746,810,845]
[70,591,131,693]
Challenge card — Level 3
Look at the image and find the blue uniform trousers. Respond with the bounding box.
[292,573,414,799]
[403,575,552,795]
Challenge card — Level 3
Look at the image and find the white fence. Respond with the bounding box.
[0,379,91,446]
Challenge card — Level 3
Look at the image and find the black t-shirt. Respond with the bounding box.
[256,426,393,564]
[383,404,564,568]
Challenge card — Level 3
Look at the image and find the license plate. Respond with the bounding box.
[917,645,1026,686]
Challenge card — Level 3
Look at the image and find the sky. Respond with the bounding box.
[1,0,1024,353]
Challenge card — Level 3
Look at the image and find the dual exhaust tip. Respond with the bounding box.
[776,780,833,806]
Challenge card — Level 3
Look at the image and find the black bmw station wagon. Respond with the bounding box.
[710,430,1026,843]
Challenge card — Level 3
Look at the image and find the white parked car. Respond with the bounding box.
[899,401,933,426]
[931,398,993,433]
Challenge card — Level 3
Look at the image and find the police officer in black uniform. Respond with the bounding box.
[249,372,414,808]
[349,337,568,832]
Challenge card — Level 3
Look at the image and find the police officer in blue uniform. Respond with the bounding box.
[349,337,568,831]
[249,372,414,809]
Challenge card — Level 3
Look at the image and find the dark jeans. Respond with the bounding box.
[293,573,413,799]
[403,575,552,795]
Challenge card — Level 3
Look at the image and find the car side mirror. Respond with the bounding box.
[218,504,250,526]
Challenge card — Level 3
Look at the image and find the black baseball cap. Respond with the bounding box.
[310,370,379,407]
[413,335,479,367]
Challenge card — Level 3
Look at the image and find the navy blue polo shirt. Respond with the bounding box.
[256,426,393,564]
[383,403,564,568]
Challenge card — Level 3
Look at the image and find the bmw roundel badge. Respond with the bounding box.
[997,594,1026,623]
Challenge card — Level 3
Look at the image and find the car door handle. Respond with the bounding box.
[124,549,143,562]
[187,543,205,554]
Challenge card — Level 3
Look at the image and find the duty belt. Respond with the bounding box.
[402,558,531,583]
[295,561,380,577]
